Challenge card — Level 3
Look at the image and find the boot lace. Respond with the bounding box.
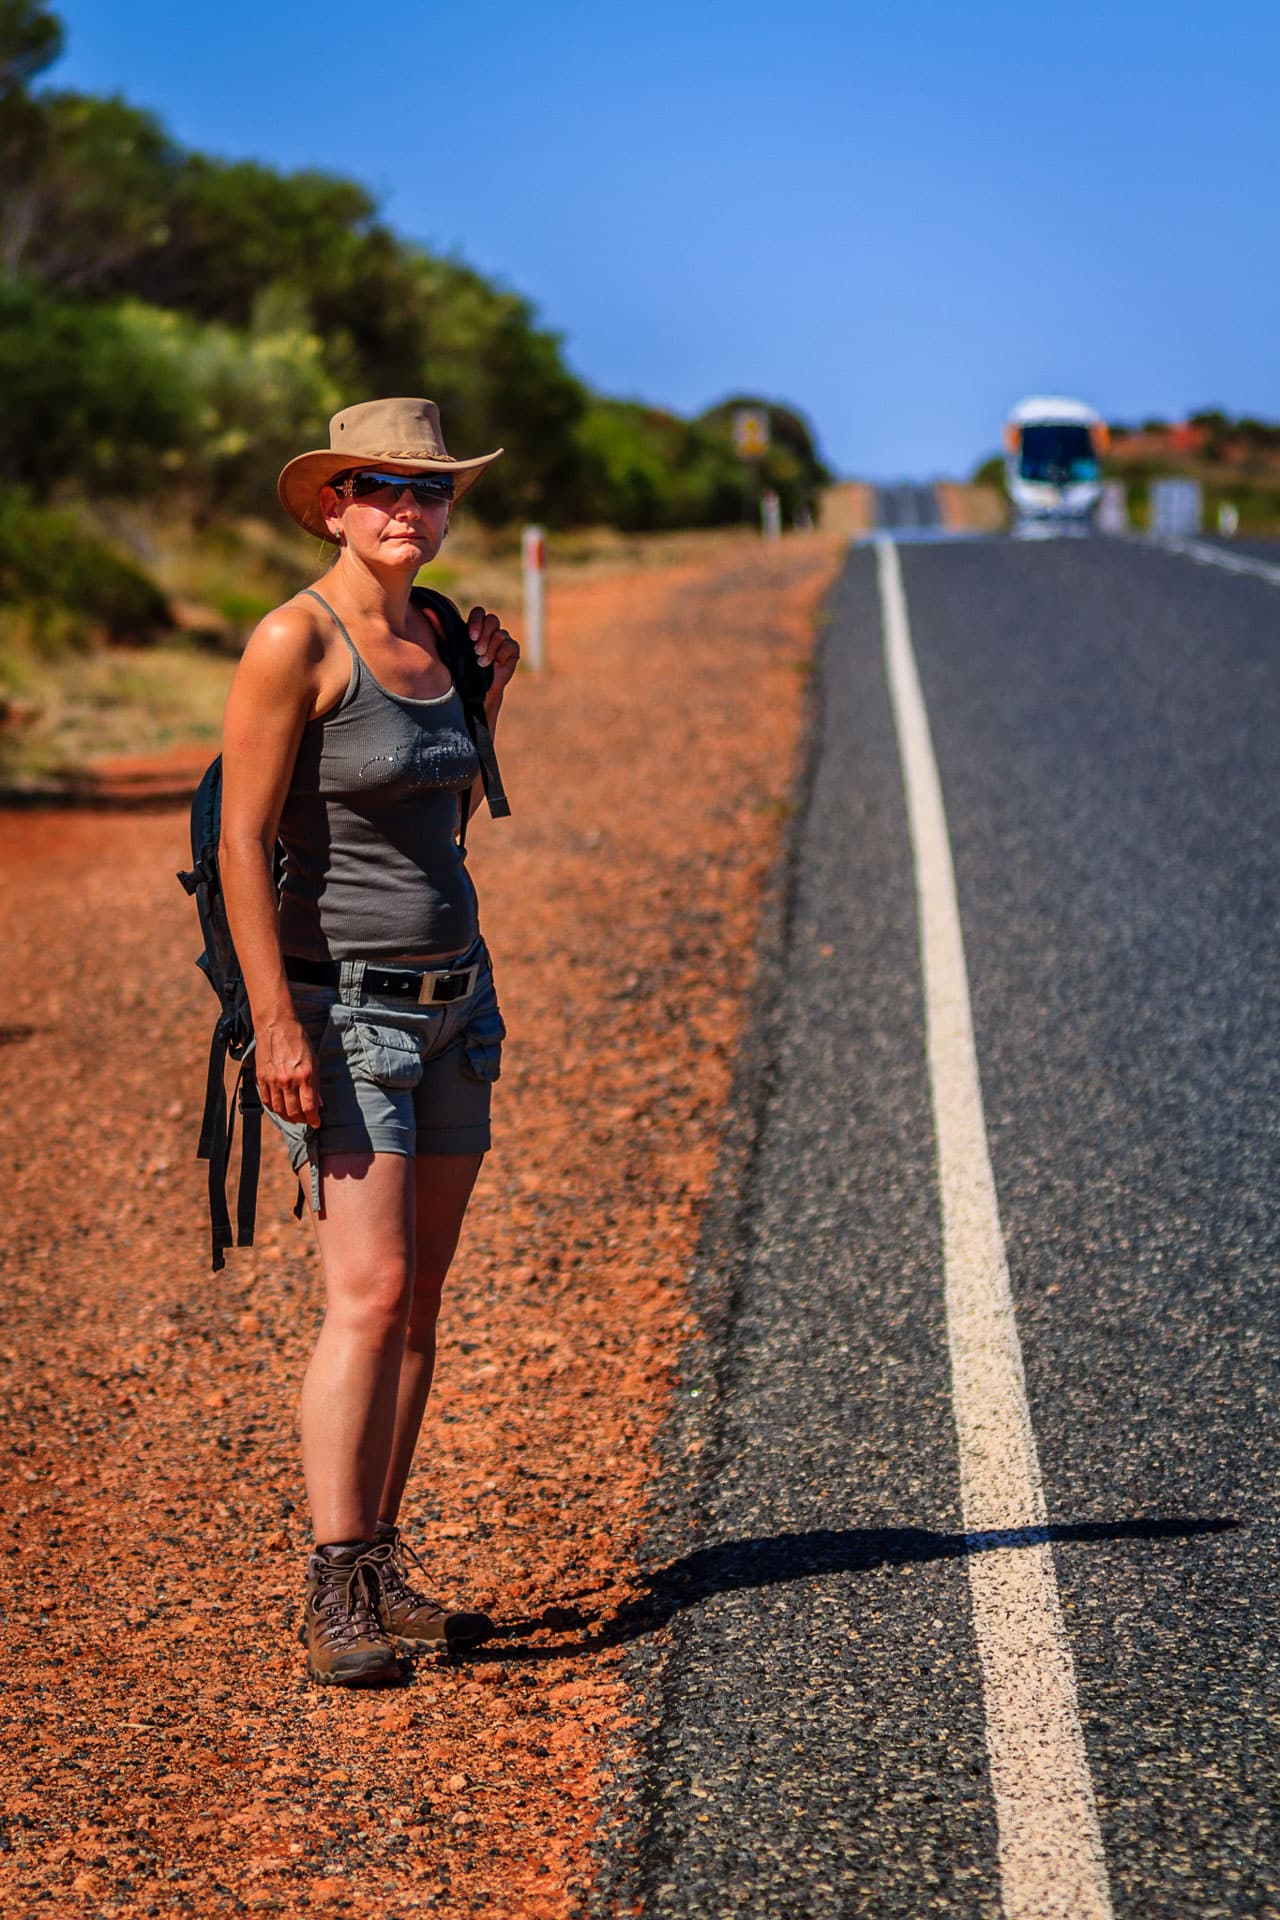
[312,1552,385,1647]
[369,1527,435,1611]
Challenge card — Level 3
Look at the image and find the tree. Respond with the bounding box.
[0,0,62,272]
[5,91,181,287]
[696,396,831,525]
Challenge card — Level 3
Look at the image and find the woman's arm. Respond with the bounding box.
[220,606,325,1128]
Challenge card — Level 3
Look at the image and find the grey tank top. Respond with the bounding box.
[276,590,481,961]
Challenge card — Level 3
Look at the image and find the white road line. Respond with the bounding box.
[876,537,1114,1920]
[1147,534,1280,586]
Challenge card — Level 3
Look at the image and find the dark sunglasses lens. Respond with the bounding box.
[347,471,398,500]
[348,470,454,504]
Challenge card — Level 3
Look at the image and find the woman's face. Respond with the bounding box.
[322,473,452,568]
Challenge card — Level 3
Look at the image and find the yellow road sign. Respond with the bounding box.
[733,407,770,459]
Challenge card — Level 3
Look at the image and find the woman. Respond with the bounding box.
[220,398,519,1686]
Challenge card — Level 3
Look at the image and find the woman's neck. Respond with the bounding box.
[324,551,419,632]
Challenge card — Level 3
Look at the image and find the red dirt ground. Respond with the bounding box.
[0,531,843,1919]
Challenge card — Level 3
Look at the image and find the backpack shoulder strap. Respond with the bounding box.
[413,586,511,823]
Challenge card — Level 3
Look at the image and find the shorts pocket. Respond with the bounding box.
[342,1014,426,1091]
[291,985,337,1046]
[461,973,505,1085]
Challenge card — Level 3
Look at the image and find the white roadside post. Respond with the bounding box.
[1097,481,1128,533]
[760,488,782,540]
[521,524,545,673]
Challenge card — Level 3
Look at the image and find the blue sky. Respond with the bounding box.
[48,0,1278,479]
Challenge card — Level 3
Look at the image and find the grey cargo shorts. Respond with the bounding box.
[265,937,504,1206]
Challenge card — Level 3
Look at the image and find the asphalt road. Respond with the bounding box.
[875,483,942,531]
[1199,534,1280,565]
[594,533,1279,1918]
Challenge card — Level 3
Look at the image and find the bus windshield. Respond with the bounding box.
[1019,423,1099,485]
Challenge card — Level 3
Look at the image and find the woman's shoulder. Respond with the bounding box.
[238,592,342,686]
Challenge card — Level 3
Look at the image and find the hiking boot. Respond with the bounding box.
[300,1544,402,1686]
[368,1523,495,1653]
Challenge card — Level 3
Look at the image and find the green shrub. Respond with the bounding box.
[695,397,831,526]
[0,487,170,645]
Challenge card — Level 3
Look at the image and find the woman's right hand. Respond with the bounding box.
[255,1015,322,1128]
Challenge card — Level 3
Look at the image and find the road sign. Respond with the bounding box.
[1150,478,1202,536]
[732,408,770,460]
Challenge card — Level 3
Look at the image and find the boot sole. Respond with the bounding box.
[390,1626,494,1656]
[305,1655,403,1687]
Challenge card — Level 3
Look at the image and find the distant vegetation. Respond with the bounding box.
[971,410,1280,534]
[0,0,829,658]
[1105,412,1280,533]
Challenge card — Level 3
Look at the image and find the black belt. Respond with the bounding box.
[285,953,480,1005]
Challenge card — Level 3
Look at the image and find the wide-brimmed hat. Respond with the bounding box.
[278,397,503,541]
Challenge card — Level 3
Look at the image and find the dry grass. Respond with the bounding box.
[0,640,233,789]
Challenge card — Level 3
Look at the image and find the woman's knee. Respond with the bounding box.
[324,1262,414,1343]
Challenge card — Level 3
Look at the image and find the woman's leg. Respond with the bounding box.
[377,1151,484,1527]
[300,1151,417,1543]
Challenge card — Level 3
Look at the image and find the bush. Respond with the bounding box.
[0,486,170,644]
[107,295,340,516]
[696,397,831,526]
[0,278,339,517]
[573,401,753,531]
[0,277,193,497]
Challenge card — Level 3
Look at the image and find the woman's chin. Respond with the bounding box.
[382,535,435,562]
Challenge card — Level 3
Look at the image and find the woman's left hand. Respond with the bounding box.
[468,606,521,711]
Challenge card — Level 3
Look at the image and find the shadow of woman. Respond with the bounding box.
[461,1514,1238,1667]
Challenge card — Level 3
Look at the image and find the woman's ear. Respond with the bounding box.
[319,484,344,543]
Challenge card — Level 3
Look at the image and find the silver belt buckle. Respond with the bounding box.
[417,962,479,1006]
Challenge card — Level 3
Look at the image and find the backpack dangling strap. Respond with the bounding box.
[470,705,510,819]
[197,1024,264,1271]
[235,1061,262,1250]
[197,1022,234,1270]
[197,1019,228,1161]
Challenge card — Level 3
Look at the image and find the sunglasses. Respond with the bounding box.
[330,469,456,507]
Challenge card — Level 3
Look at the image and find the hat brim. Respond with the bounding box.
[277,446,503,542]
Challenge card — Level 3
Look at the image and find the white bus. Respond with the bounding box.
[1004,396,1108,523]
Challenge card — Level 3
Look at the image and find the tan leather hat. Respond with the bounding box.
[278,397,503,541]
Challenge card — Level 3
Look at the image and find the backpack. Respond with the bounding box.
[178,585,508,1271]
